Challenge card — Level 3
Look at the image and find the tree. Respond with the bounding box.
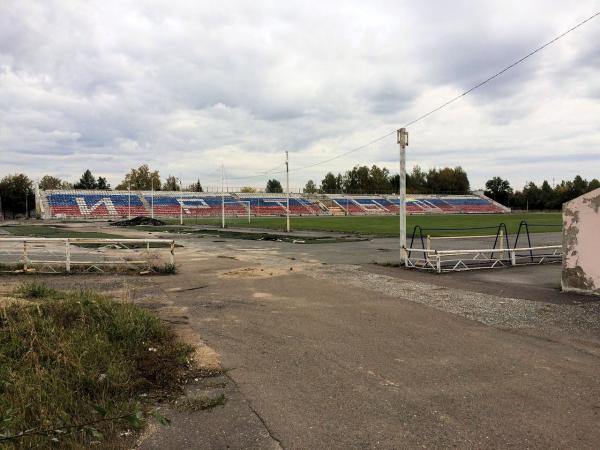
[0,174,34,218]
[589,179,600,191]
[266,179,283,193]
[97,177,110,190]
[320,172,341,193]
[426,167,470,194]
[240,186,257,193]
[484,177,512,206]
[74,169,98,189]
[163,175,180,191]
[39,175,64,190]
[303,180,317,194]
[407,165,428,193]
[116,165,161,190]
[187,179,203,192]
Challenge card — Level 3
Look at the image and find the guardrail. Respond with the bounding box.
[404,245,562,273]
[0,238,176,274]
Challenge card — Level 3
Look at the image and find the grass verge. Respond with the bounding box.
[0,281,193,448]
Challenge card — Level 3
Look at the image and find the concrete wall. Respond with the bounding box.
[562,188,600,295]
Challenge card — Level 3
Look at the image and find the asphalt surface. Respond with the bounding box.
[4,225,600,449]
[134,230,599,449]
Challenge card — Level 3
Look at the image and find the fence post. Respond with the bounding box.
[23,240,28,272]
[426,235,431,263]
[65,239,71,273]
[170,241,175,265]
[436,254,441,274]
[510,249,516,266]
[499,229,504,260]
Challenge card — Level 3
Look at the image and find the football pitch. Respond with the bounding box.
[169,212,562,237]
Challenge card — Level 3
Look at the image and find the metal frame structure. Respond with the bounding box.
[0,238,175,274]
[403,221,563,273]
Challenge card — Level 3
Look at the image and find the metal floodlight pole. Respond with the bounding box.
[285,151,290,232]
[397,128,409,265]
[179,178,183,225]
[221,163,225,229]
[128,182,131,220]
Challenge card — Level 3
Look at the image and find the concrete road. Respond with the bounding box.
[138,232,600,449]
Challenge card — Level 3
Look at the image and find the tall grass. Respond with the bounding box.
[0,282,193,448]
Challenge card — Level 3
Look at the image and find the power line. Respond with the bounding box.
[291,10,600,173]
[222,10,600,179]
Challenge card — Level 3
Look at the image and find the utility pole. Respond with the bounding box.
[285,151,290,232]
[398,128,409,265]
[25,189,28,219]
[128,182,131,220]
[151,178,154,219]
[179,178,183,225]
[221,163,225,229]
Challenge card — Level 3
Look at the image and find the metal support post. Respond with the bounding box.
[65,239,71,272]
[221,163,225,228]
[286,151,290,232]
[397,128,409,264]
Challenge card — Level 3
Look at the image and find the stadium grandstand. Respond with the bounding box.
[37,189,508,219]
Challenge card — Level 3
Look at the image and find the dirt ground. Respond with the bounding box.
[2,224,600,449]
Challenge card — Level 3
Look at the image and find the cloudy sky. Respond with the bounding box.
[1,0,599,191]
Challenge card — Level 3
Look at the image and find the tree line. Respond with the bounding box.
[484,175,600,210]
[300,165,471,195]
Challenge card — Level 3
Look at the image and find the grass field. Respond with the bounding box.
[164,213,562,237]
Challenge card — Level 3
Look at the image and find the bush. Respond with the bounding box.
[0,283,193,448]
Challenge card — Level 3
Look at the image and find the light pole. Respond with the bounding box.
[178,178,183,225]
[151,178,154,219]
[221,163,225,229]
[128,182,131,220]
[285,151,290,232]
[398,128,409,265]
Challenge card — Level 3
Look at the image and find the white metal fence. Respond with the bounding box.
[404,244,562,273]
[0,238,176,274]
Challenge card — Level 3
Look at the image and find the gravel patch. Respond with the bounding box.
[307,264,600,344]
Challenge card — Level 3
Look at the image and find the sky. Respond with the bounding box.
[1,0,599,191]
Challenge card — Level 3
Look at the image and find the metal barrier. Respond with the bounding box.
[0,238,176,274]
[403,221,562,273]
[404,245,562,273]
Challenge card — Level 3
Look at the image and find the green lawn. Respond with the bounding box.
[163,213,562,237]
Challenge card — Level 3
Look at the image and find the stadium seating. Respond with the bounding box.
[237,194,323,216]
[45,192,148,218]
[41,190,506,219]
[329,194,506,215]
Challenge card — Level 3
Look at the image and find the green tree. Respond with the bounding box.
[163,175,180,191]
[589,178,600,191]
[426,167,470,194]
[39,175,64,190]
[96,177,110,190]
[116,165,161,190]
[186,179,203,192]
[320,172,341,193]
[74,170,98,189]
[266,179,283,193]
[303,180,317,194]
[484,177,513,206]
[0,174,34,218]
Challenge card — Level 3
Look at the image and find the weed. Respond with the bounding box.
[0,283,193,448]
[151,262,177,274]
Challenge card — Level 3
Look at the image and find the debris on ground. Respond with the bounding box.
[111,216,166,227]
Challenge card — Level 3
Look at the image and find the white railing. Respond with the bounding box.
[404,245,562,273]
[0,238,176,273]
